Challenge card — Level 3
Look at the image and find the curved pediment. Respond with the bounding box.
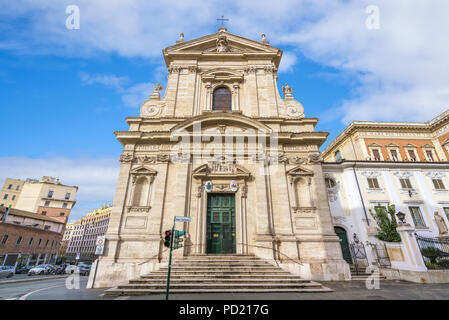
[170,112,272,134]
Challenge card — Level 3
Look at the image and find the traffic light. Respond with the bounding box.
[164,230,172,248]
[173,230,185,249]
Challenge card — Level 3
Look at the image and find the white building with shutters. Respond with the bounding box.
[322,160,449,264]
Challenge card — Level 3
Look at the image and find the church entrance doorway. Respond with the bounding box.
[334,226,352,264]
[206,194,236,254]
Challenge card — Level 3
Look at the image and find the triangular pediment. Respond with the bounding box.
[130,165,157,176]
[287,165,314,177]
[165,31,280,54]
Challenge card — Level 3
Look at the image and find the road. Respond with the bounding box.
[1,277,449,300]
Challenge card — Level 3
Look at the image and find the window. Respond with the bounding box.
[372,149,381,161]
[45,239,49,247]
[47,190,54,198]
[16,236,22,245]
[62,203,68,208]
[399,178,413,189]
[409,206,426,227]
[42,211,47,216]
[37,238,42,247]
[212,87,232,111]
[1,235,8,245]
[390,149,399,161]
[432,179,446,190]
[44,201,50,206]
[408,150,417,161]
[65,193,71,200]
[426,150,434,162]
[3,194,7,200]
[7,184,12,189]
[11,195,15,201]
[16,185,19,191]
[335,150,342,162]
[367,178,380,189]
[60,212,65,216]
[28,238,34,247]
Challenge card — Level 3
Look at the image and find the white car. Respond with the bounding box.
[28,264,55,276]
[0,266,15,278]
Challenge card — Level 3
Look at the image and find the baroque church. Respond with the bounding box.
[89,27,350,288]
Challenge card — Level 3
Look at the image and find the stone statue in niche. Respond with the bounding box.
[434,212,449,236]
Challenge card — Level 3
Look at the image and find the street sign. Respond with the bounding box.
[95,245,104,255]
[96,236,105,246]
[174,216,191,223]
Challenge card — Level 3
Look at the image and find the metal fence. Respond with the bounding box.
[415,234,449,269]
[372,243,391,268]
[349,242,369,275]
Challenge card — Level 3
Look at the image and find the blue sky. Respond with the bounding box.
[1,1,448,222]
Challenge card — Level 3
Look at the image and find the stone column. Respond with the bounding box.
[396,224,427,272]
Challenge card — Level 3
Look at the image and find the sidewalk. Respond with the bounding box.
[0,273,68,285]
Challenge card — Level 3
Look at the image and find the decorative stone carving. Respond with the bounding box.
[243,66,256,74]
[142,105,161,117]
[120,153,134,163]
[150,83,163,100]
[308,153,321,164]
[288,156,308,165]
[168,65,181,74]
[216,34,230,53]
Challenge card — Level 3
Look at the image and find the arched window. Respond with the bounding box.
[212,87,232,111]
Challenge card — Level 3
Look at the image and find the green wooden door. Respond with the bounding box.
[335,227,352,263]
[206,194,236,254]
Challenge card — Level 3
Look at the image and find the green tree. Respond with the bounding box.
[369,204,401,242]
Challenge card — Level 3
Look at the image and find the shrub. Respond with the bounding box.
[369,204,401,242]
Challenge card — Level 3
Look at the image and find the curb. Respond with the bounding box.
[0,275,69,285]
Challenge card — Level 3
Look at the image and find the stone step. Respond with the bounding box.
[104,287,332,296]
[139,274,301,280]
[159,266,283,271]
[173,261,275,266]
[129,278,310,284]
[147,271,292,276]
[104,255,331,296]
[114,282,325,290]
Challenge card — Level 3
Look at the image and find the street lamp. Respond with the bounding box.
[396,211,406,224]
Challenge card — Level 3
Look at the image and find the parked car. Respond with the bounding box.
[28,264,56,276]
[0,266,15,278]
[77,262,91,276]
[16,265,34,274]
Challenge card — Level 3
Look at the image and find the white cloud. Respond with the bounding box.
[2,0,449,121]
[0,157,119,222]
[79,72,153,108]
[79,72,129,90]
[278,52,297,73]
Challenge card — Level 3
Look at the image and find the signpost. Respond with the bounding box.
[95,236,105,256]
[165,216,191,300]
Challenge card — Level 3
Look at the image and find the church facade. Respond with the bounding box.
[89,28,350,288]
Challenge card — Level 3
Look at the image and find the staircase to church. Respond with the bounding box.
[104,255,332,296]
